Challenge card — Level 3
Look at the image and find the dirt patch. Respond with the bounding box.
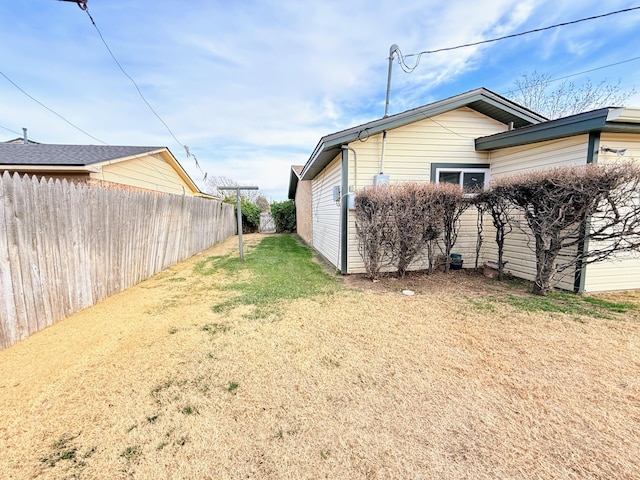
[1,234,639,479]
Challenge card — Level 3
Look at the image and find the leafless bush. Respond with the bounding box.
[436,183,470,273]
[387,183,448,278]
[496,163,640,295]
[355,183,468,278]
[354,186,395,280]
[474,187,516,280]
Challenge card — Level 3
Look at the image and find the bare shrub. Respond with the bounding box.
[355,183,475,278]
[496,163,640,295]
[387,183,447,278]
[474,187,516,280]
[436,183,470,273]
[354,186,394,280]
[420,185,448,274]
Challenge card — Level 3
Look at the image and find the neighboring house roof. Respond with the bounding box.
[0,144,165,166]
[475,107,640,151]
[288,165,304,200]
[0,143,208,197]
[3,138,40,144]
[300,87,547,181]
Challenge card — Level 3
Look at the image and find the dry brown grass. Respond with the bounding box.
[1,234,639,479]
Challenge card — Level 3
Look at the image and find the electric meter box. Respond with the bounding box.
[373,174,389,185]
[332,185,341,202]
[346,193,356,210]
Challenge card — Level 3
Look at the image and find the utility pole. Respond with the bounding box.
[384,44,400,117]
[218,186,259,261]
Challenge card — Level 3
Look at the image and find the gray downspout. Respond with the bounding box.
[574,132,600,293]
[340,147,349,274]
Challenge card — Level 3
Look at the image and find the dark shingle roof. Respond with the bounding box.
[0,144,164,166]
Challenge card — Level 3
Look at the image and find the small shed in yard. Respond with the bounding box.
[289,87,640,292]
[0,143,210,197]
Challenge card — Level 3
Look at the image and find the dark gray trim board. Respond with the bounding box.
[586,132,601,165]
[340,148,349,274]
[574,132,601,293]
[476,109,640,151]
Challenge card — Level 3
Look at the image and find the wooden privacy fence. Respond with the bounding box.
[0,172,237,350]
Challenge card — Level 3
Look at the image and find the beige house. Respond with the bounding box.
[290,87,640,292]
[0,143,210,197]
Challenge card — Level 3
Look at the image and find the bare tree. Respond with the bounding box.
[511,71,636,119]
[496,163,640,295]
[473,201,485,271]
[255,194,270,212]
[205,175,261,202]
[475,187,516,281]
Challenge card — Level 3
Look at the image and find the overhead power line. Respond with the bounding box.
[0,69,107,144]
[499,55,640,97]
[537,55,640,84]
[397,6,640,73]
[0,123,23,137]
[81,5,206,177]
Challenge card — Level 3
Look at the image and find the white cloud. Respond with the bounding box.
[1,0,639,199]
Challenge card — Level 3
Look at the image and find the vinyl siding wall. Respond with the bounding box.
[90,153,196,196]
[487,135,590,290]
[344,107,507,274]
[583,133,640,292]
[312,154,342,269]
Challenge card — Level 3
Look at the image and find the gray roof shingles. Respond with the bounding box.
[0,144,164,166]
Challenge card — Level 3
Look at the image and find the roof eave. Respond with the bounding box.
[475,109,612,151]
[0,164,97,173]
[156,148,203,195]
[301,87,546,181]
[88,147,167,166]
[288,167,299,199]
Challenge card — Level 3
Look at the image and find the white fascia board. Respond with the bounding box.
[607,108,640,123]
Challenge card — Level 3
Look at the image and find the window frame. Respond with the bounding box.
[431,162,491,192]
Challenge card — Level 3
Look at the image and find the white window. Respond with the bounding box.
[435,167,490,191]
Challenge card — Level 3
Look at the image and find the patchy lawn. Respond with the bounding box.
[0,234,639,479]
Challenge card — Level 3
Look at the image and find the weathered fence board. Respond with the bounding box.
[0,172,236,350]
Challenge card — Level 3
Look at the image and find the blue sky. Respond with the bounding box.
[1,1,640,200]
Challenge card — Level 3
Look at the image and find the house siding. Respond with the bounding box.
[345,107,507,274]
[312,154,342,269]
[583,133,640,292]
[90,153,195,196]
[487,135,590,290]
[295,178,313,245]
